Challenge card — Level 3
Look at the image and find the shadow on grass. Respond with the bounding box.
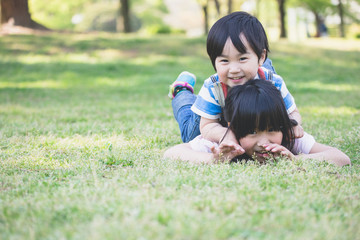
[0,33,207,57]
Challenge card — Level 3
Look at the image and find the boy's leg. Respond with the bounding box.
[172,91,201,143]
[262,58,277,74]
[169,72,200,143]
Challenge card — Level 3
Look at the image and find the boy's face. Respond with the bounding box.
[215,35,266,88]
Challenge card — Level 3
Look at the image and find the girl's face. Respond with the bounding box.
[215,35,266,88]
[239,130,283,163]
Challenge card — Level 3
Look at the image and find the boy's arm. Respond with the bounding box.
[289,107,304,138]
[200,117,245,154]
[289,107,302,125]
[200,117,228,142]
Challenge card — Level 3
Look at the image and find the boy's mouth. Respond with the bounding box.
[229,76,244,80]
[228,76,246,84]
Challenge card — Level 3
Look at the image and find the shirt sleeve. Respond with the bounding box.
[191,75,222,119]
[189,135,219,153]
[261,67,297,114]
[291,132,316,155]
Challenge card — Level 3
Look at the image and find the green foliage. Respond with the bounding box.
[30,0,97,29]
[289,0,333,13]
[29,0,170,32]
[0,33,359,239]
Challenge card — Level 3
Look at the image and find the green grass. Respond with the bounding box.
[0,33,359,239]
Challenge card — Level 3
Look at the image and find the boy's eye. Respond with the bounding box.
[239,57,247,61]
[220,59,228,63]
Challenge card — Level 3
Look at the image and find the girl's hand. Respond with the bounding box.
[211,141,244,163]
[262,143,295,160]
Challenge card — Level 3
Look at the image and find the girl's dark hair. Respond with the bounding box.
[207,11,269,70]
[224,80,295,151]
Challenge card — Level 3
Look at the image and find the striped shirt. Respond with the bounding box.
[191,67,296,119]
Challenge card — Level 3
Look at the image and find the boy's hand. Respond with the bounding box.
[211,129,245,163]
[211,141,244,163]
[293,124,304,138]
[221,129,245,154]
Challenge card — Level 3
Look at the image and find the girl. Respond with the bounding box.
[164,80,350,167]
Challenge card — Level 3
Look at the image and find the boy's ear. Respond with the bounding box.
[259,49,266,66]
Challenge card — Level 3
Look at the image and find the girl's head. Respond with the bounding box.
[207,12,269,87]
[224,80,295,161]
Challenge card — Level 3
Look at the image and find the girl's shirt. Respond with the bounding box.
[191,67,296,120]
[190,132,316,155]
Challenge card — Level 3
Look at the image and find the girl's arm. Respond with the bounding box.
[296,142,351,167]
[163,143,214,164]
[264,142,351,167]
[163,142,242,164]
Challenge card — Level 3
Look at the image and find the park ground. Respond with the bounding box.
[0,33,359,239]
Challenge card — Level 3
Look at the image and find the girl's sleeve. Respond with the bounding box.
[291,132,316,155]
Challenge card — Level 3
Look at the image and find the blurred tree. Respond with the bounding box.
[214,0,221,15]
[118,0,131,32]
[276,0,287,38]
[198,0,227,34]
[0,0,48,29]
[198,0,209,34]
[334,0,360,38]
[337,0,345,37]
[228,0,232,14]
[291,0,332,37]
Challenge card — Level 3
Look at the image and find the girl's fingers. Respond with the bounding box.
[264,143,284,153]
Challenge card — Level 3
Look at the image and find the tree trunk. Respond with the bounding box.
[213,0,220,16]
[228,0,232,14]
[313,11,321,38]
[118,0,131,33]
[202,4,209,35]
[0,0,48,30]
[337,0,345,38]
[277,0,286,38]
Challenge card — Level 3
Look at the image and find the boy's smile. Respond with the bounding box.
[214,35,266,88]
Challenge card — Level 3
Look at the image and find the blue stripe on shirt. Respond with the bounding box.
[193,95,222,116]
[283,93,294,111]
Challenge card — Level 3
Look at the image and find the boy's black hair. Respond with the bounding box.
[207,11,270,70]
[224,80,295,152]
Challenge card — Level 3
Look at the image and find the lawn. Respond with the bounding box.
[0,32,359,239]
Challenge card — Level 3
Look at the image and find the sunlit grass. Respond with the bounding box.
[0,33,359,239]
[296,81,358,92]
[301,106,359,117]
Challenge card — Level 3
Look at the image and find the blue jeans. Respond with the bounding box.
[172,58,276,143]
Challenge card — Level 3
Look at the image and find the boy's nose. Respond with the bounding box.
[229,63,240,73]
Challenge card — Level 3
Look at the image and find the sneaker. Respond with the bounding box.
[168,71,196,99]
